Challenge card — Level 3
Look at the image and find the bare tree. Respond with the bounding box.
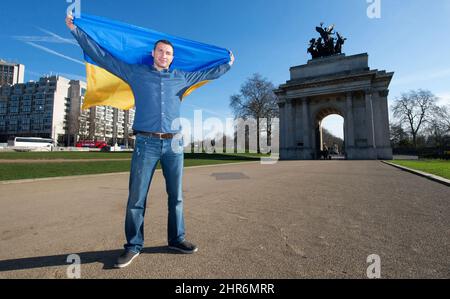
[392,89,438,148]
[426,105,450,147]
[230,73,279,153]
[433,105,450,133]
[390,123,411,148]
[322,128,343,153]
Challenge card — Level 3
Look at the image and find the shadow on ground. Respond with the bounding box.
[0,246,185,272]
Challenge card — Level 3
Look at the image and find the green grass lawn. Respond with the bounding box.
[0,151,133,160]
[391,160,450,180]
[0,152,265,181]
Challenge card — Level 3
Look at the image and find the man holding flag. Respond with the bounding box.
[66,14,234,268]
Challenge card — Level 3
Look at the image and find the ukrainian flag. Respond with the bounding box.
[73,14,231,110]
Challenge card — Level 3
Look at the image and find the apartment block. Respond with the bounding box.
[0,75,135,146]
[0,59,25,86]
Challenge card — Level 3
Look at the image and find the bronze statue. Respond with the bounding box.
[334,32,347,54]
[307,38,320,58]
[315,22,335,43]
[309,22,346,59]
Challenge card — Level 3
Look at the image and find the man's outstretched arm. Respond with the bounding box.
[66,14,131,83]
[183,51,235,87]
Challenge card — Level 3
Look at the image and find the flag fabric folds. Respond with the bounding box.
[73,13,231,110]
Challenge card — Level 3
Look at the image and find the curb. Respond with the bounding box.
[381,161,450,187]
[0,160,261,185]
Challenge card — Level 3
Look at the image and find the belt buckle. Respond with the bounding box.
[153,132,172,139]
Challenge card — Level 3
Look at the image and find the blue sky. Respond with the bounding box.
[1,0,449,138]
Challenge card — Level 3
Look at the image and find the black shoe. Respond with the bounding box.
[114,250,140,268]
[168,240,198,254]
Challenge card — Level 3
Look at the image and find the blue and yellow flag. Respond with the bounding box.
[73,14,230,110]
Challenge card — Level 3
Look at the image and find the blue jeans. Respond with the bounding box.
[124,134,185,253]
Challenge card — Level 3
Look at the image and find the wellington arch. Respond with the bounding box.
[274,24,394,160]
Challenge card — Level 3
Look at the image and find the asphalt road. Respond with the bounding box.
[0,160,448,278]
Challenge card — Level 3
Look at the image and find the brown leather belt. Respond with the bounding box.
[135,131,175,139]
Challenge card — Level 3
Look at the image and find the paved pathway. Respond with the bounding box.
[0,161,448,278]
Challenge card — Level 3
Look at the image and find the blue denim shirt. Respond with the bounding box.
[71,27,231,134]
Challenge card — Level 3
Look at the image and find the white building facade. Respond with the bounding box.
[0,75,135,146]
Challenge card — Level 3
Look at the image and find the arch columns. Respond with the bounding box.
[274,53,393,160]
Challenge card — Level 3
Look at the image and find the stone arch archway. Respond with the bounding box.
[312,105,344,159]
[275,53,393,160]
